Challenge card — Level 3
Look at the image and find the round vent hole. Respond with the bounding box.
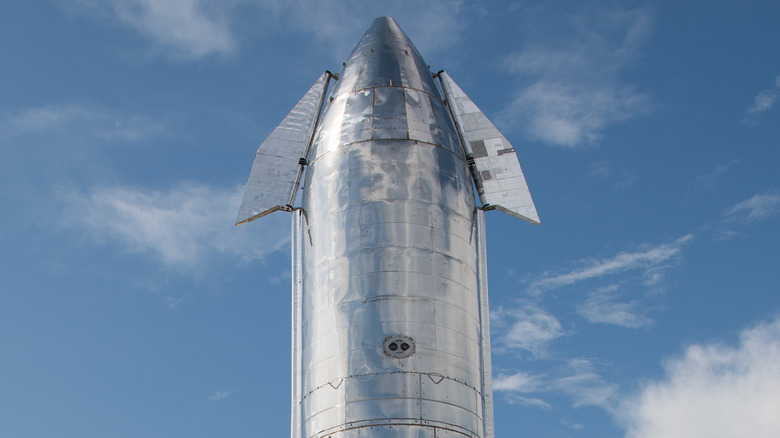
[383,335,415,358]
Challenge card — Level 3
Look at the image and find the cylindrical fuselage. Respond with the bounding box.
[298,18,485,437]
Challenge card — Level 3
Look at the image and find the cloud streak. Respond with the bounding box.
[493,371,551,409]
[60,182,289,268]
[4,103,163,141]
[554,358,618,410]
[688,160,739,193]
[492,303,565,356]
[620,316,780,438]
[724,191,780,223]
[503,3,653,147]
[578,284,653,328]
[493,358,617,411]
[744,75,780,124]
[70,0,466,61]
[73,0,237,59]
[527,235,693,295]
[209,390,232,401]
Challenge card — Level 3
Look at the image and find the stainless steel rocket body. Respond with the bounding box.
[237,16,539,438]
[297,18,484,438]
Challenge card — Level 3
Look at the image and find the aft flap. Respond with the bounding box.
[236,72,332,225]
[438,71,540,225]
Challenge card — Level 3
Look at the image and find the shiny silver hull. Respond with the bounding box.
[237,17,539,438]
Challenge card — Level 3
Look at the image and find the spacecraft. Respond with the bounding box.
[237,16,538,438]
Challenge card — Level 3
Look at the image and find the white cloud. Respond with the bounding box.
[690,159,739,192]
[493,359,617,411]
[747,89,778,114]
[503,4,653,147]
[493,371,551,409]
[5,103,163,141]
[744,75,780,124]
[620,317,780,438]
[492,304,565,356]
[503,394,553,410]
[527,235,693,295]
[60,182,289,268]
[724,191,780,223]
[70,0,465,61]
[209,390,231,400]
[268,269,291,284]
[554,359,618,410]
[163,295,189,310]
[578,284,652,328]
[493,371,545,392]
[75,0,237,58]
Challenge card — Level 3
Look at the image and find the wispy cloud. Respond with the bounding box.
[493,359,617,411]
[620,316,780,438]
[493,371,545,392]
[4,103,163,141]
[588,161,636,191]
[554,358,618,410]
[744,75,780,124]
[268,269,291,284]
[69,0,465,61]
[503,3,653,147]
[492,303,565,356]
[527,235,693,295]
[209,390,231,401]
[578,284,653,328]
[690,160,739,192]
[724,191,780,223]
[59,182,289,268]
[73,0,237,59]
[503,393,553,410]
[163,295,189,310]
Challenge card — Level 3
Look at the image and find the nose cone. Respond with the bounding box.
[333,17,439,96]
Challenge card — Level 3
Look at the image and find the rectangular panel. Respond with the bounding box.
[434,326,481,370]
[303,383,346,417]
[303,404,346,438]
[345,373,421,401]
[434,428,472,438]
[373,87,408,139]
[345,398,420,423]
[374,87,407,119]
[341,89,374,145]
[329,430,360,438]
[420,377,478,416]
[336,296,435,325]
[420,400,479,434]
[434,300,480,343]
[358,425,435,437]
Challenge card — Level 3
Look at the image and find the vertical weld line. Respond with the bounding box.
[418,372,423,421]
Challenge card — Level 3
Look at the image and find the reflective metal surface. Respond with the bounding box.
[237,15,540,438]
[298,17,487,438]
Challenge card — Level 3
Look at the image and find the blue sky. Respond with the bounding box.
[2,1,779,437]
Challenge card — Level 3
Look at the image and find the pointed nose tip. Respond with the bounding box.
[372,16,396,25]
[364,16,400,39]
[335,16,438,96]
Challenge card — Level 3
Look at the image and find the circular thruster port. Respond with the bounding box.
[383,335,415,358]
